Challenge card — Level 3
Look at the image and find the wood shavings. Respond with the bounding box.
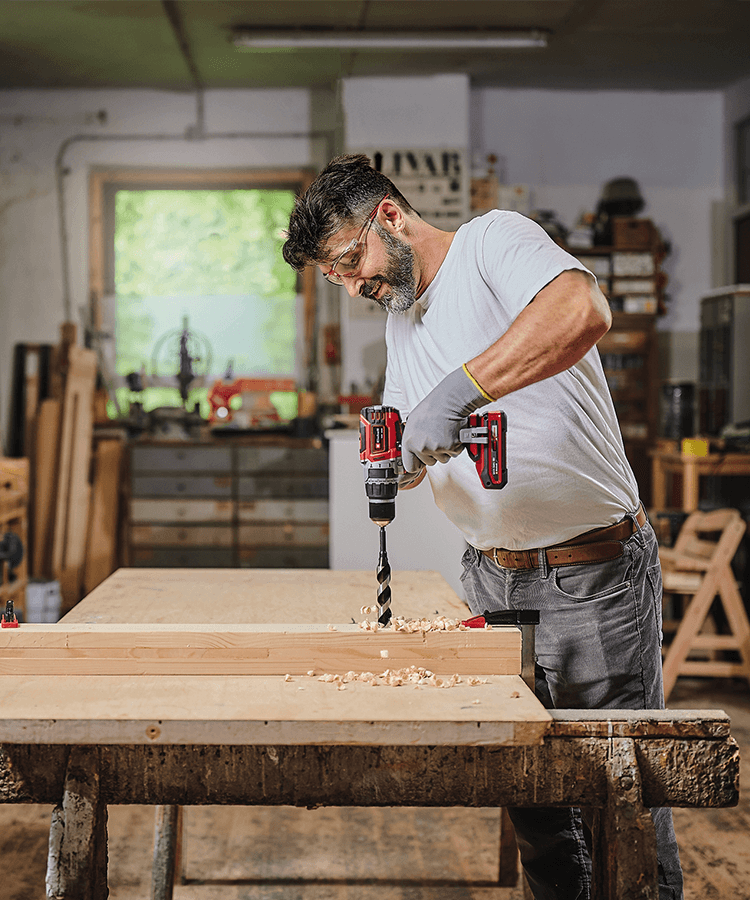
[284,674,293,682]
[360,605,376,615]
[358,615,469,633]
[308,666,488,689]
[380,649,389,658]
[510,691,521,698]
[327,625,337,632]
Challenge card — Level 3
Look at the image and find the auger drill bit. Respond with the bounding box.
[376,525,392,626]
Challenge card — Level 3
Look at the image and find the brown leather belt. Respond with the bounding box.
[481,506,648,570]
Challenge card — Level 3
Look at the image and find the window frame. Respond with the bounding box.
[87,166,316,392]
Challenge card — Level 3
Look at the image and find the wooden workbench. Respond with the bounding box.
[650,445,750,511]
[0,568,740,900]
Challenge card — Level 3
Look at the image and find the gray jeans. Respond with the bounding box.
[460,514,683,900]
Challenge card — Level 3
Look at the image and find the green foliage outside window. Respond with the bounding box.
[114,189,297,416]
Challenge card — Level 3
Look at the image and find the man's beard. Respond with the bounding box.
[360,223,417,314]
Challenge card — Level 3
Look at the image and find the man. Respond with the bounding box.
[283,154,683,900]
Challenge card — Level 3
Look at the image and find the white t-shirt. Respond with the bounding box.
[382,210,640,551]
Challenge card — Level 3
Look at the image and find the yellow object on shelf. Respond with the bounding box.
[681,438,710,457]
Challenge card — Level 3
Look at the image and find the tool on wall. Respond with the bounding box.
[359,405,507,625]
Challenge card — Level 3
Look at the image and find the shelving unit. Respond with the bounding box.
[570,225,668,506]
[127,437,329,569]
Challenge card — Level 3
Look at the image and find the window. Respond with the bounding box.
[89,169,314,420]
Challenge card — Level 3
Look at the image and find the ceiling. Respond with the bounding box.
[1,0,749,93]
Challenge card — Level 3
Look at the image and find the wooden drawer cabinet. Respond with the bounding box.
[131,445,232,472]
[131,524,234,547]
[131,547,235,567]
[127,439,329,568]
[132,475,233,498]
[237,474,329,499]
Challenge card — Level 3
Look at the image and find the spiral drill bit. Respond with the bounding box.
[376,525,392,626]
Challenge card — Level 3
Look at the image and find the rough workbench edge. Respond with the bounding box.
[0,737,740,810]
[549,709,732,738]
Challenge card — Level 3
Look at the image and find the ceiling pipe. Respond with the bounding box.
[162,0,205,136]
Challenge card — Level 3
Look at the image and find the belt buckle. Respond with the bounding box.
[491,547,503,568]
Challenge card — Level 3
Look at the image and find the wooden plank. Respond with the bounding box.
[83,439,125,595]
[65,568,469,626]
[52,345,97,603]
[32,398,61,578]
[0,673,546,746]
[0,622,521,676]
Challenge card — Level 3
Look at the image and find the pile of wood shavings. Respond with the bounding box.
[317,667,488,689]
[358,613,481,632]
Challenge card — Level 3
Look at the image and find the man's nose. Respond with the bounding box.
[342,276,363,298]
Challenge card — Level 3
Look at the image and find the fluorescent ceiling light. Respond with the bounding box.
[232,30,549,51]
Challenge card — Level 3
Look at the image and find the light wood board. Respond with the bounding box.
[0,672,548,746]
[0,622,521,676]
[0,568,549,747]
[64,568,471,625]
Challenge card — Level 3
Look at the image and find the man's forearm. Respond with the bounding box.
[466,269,611,400]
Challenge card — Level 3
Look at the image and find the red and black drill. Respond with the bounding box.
[359,405,507,625]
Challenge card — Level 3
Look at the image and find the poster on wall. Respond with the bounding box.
[360,148,469,228]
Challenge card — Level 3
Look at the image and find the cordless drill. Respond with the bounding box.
[359,405,507,625]
[359,406,403,625]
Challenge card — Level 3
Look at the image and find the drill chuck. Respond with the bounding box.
[364,464,399,524]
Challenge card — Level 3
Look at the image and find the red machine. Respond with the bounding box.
[207,377,296,426]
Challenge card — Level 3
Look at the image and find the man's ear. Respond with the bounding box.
[380,198,407,234]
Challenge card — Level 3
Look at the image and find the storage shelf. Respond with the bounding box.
[127,438,329,569]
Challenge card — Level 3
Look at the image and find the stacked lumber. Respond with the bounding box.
[12,323,124,613]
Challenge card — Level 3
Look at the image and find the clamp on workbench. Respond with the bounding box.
[462,609,539,692]
[0,531,23,628]
[1,598,19,628]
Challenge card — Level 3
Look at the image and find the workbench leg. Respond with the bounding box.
[45,746,108,900]
[590,738,658,900]
[151,805,183,900]
[497,807,520,886]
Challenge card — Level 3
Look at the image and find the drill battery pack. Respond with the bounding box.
[461,411,508,490]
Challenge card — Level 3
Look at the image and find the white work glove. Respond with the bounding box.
[401,366,491,473]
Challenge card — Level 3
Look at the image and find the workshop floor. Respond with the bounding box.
[2,678,748,900]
